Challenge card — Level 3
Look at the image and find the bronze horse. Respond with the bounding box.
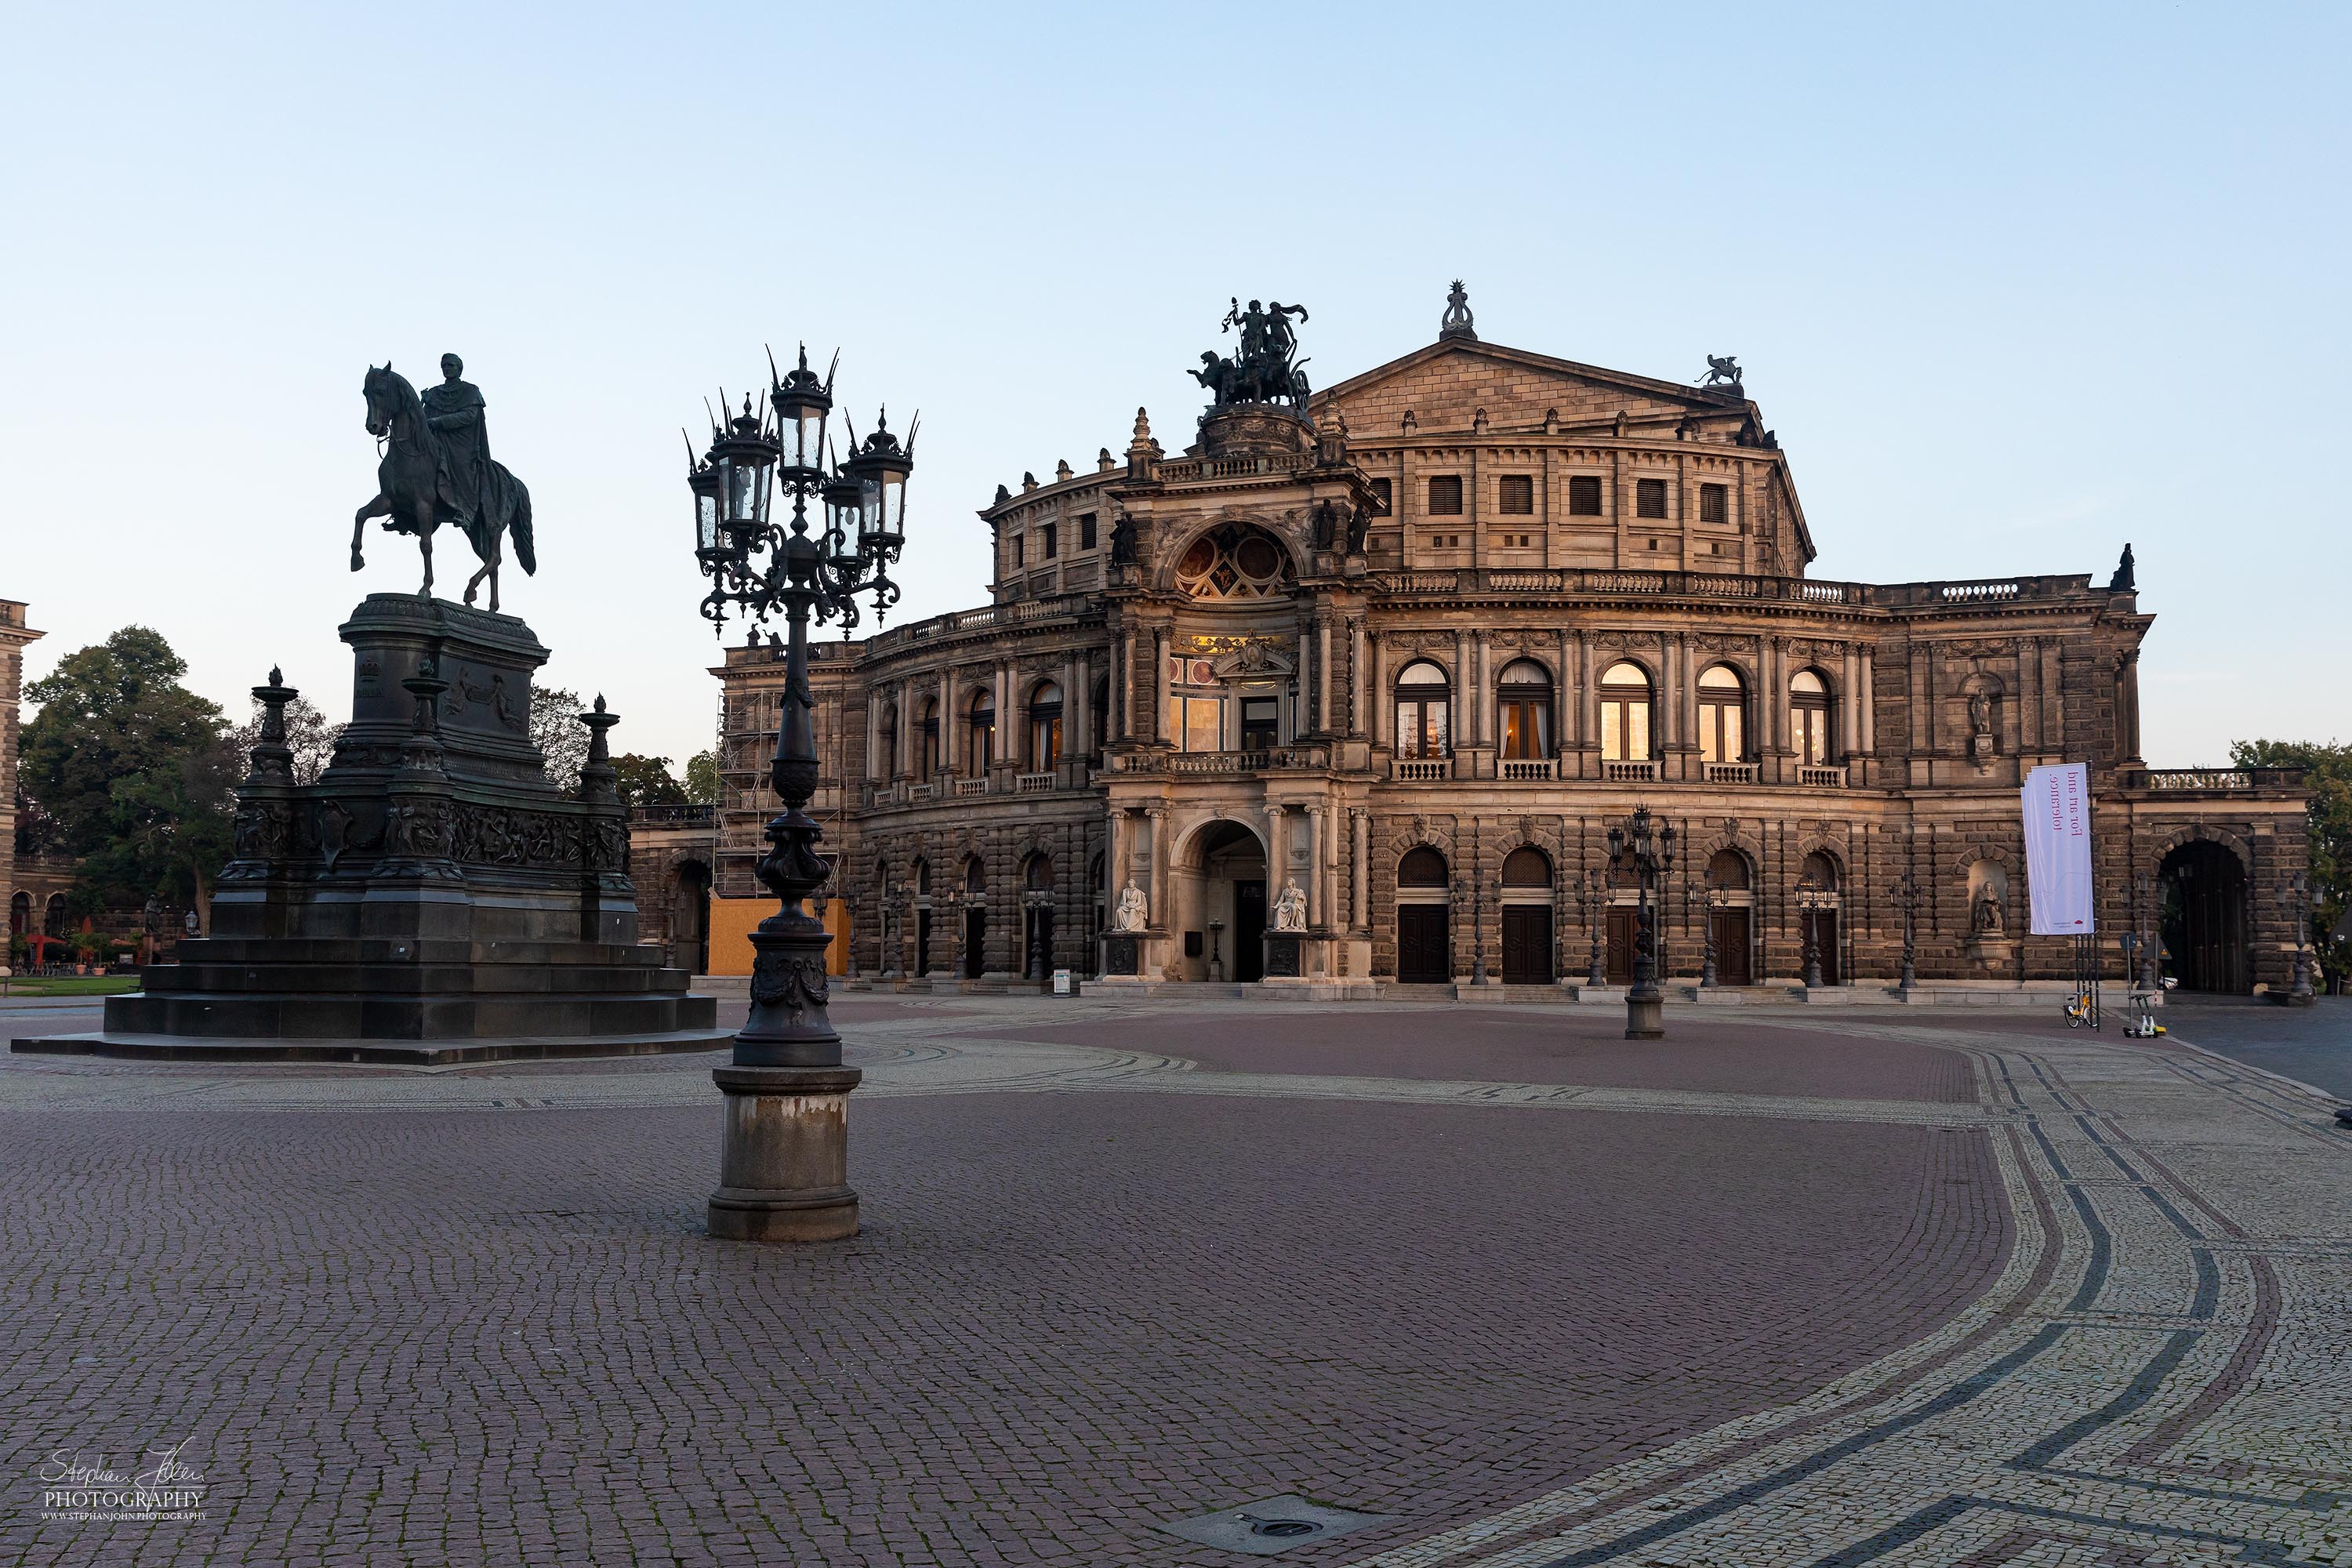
[352,364,535,611]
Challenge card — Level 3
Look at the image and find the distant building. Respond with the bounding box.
[1,599,55,960]
[709,292,2308,995]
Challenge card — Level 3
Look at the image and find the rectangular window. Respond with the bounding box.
[1699,483,1728,524]
[1568,475,1603,516]
[1636,478,1668,518]
[1240,697,1279,751]
[1368,478,1392,514]
[1181,695,1225,753]
[1079,514,1097,550]
[1428,475,1464,515]
[1012,534,1025,567]
[1499,474,1534,514]
[1042,521,1058,559]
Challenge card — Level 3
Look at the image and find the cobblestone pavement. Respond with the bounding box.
[0,996,2345,1566]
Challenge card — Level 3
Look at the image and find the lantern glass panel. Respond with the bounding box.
[696,488,720,552]
[880,470,906,532]
[725,461,761,525]
[859,476,883,541]
[793,406,826,470]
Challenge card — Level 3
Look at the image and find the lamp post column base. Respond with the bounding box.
[708,1065,862,1243]
[1624,992,1664,1040]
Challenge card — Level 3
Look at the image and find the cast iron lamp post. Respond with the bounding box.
[1700,884,1723,989]
[1798,875,1828,990]
[1896,871,1918,992]
[1607,807,1675,1040]
[1207,918,1225,982]
[1457,874,1489,985]
[2278,873,2317,1005]
[1582,869,1607,988]
[686,345,913,1243]
[1024,888,1051,985]
[2134,871,2161,992]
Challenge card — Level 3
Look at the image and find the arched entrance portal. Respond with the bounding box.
[2160,841,2249,993]
[1181,821,1269,982]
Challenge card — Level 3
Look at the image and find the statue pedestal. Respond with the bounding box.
[707,1065,861,1242]
[16,597,721,1064]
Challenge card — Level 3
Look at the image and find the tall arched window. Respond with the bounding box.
[969,690,996,770]
[1697,664,1747,764]
[964,856,985,895]
[916,699,940,780]
[1790,670,1835,765]
[1706,848,1751,890]
[1801,849,1841,891]
[1028,680,1063,769]
[1394,661,1451,758]
[880,704,900,779]
[1599,662,1653,762]
[1496,659,1553,760]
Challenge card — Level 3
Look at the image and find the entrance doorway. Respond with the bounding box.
[916,909,933,976]
[1501,906,1552,985]
[1711,907,1752,985]
[1232,880,1266,982]
[1183,820,1271,982]
[1398,905,1450,982]
[1802,909,1842,985]
[2160,841,2248,993]
[1606,906,1639,984]
[963,906,986,978]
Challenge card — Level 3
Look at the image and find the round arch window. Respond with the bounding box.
[1394,660,1450,759]
[1697,663,1746,764]
[1398,845,1450,887]
[1791,669,1835,765]
[1501,846,1552,887]
[1496,659,1553,760]
[1599,662,1653,762]
[1174,523,1294,599]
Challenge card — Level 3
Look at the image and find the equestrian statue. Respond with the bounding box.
[351,353,535,611]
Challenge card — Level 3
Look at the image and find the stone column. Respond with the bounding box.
[2118,649,2143,764]
[1146,805,1170,930]
[938,666,953,772]
[1349,617,1367,736]
[1860,644,1877,754]
[1317,615,1334,737]
[1842,644,1861,761]
[1352,808,1371,929]
[1578,631,1598,764]
[1369,634,1387,750]
[1454,630,1472,749]
[1153,626,1171,745]
[1062,652,1080,763]
[1304,804,1327,927]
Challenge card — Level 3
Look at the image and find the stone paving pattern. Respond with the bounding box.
[0,994,2346,1566]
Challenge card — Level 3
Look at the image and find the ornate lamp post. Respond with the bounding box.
[2278,872,2317,1005]
[1457,873,1488,985]
[1896,871,1918,992]
[1207,917,1225,982]
[2135,871,2160,992]
[686,345,913,1243]
[1701,884,1723,989]
[1583,869,1607,988]
[1024,888,1051,985]
[1608,807,1675,1040]
[1798,875,1828,990]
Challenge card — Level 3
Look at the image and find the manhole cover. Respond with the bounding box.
[1155,1494,1395,1556]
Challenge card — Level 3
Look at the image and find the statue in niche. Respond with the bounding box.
[1270,879,1308,932]
[1973,884,2005,935]
[1112,881,1149,932]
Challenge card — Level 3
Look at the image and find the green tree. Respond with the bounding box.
[612,753,688,808]
[20,626,236,930]
[531,685,591,792]
[684,750,721,806]
[2230,738,2350,989]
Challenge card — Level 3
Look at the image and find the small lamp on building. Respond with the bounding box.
[1798,875,1828,990]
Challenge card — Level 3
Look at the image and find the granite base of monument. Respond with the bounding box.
[10,596,724,1065]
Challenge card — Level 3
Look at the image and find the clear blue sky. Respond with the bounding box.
[5,3,2343,768]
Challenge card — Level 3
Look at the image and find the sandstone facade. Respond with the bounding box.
[708,306,2307,995]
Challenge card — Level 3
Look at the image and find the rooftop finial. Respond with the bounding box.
[1440,280,1477,341]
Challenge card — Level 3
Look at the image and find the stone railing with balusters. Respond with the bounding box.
[1602,759,1659,783]
[1499,757,1557,781]
[1368,568,2105,608]
[1797,764,1848,788]
[1701,762,1758,785]
[1150,451,1316,484]
[1118,746,1334,776]
[2119,767,2303,794]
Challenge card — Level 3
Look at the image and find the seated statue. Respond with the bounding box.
[1270,878,1308,933]
[1112,881,1149,933]
[1973,887,2005,935]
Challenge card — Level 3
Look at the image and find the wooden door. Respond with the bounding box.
[1397,904,1450,983]
[1606,906,1639,985]
[1712,908,1751,985]
[1501,906,1552,985]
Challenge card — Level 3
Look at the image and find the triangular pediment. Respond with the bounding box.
[1312,339,1747,438]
